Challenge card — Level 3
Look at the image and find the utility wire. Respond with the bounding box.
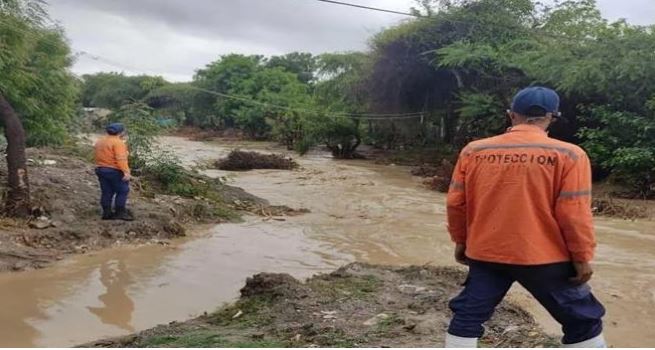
[314,0,425,18]
[78,50,166,76]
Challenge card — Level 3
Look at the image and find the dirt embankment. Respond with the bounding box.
[0,147,304,272]
[85,263,556,348]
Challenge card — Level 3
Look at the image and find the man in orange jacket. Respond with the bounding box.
[94,123,134,221]
[445,87,605,347]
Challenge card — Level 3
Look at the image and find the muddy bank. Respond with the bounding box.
[0,147,296,272]
[86,263,556,348]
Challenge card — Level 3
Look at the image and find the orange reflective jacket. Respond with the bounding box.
[94,135,130,175]
[447,124,595,265]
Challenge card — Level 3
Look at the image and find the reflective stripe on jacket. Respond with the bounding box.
[94,135,130,175]
[447,124,595,264]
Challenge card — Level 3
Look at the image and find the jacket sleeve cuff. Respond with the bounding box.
[570,250,594,262]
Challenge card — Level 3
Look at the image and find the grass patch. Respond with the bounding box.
[216,150,297,171]
[309,274,381,301]
[208,296,275,328]
[374,313,403,334]
[137,331,287,348]
[310,329,361,347]
[187,201,239,221]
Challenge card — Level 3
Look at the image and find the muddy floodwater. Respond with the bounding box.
[0,137,652,347]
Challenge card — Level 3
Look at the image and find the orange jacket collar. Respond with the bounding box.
[509,124,547,134]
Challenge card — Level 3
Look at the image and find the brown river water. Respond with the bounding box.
[0,136,652,347]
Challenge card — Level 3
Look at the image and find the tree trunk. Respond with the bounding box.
[0,94,30,217]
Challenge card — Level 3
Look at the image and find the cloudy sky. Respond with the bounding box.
[48,0,655,82]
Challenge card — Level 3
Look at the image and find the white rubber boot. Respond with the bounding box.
[445,333,478,348]
[563,334,607,348]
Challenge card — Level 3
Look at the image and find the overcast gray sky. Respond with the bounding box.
[49,0,655,82]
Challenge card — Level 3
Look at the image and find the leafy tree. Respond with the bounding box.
[192,54,263,128]
[145,82,199,125]
[310,52,370,157]
[0,0,46,25]
[0,0,77,215]
[579,106,655,197]
[0,4,77,146]
[230,67,312,142]
[365,15,464,146]
[265,52,317,84]
[304,114,363,158]
[193,54,314,141]
[370,0,655,195]
[81,72,166,110]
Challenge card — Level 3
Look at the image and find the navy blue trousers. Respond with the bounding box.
[95,167,130,209]
[448,260,605,344]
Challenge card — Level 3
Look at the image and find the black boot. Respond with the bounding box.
[114,207,134,221]
[102,207,115,220]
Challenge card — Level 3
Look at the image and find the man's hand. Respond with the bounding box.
[454,244,468,266]
[122,173,132,182]
[570,261,593,285]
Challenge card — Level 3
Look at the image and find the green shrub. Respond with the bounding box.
[167,181,203,198]
[605,148,655,197]
[144,151,185,185]
[579,107,655,198]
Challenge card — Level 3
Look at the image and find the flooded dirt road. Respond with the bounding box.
[0,137,652,347]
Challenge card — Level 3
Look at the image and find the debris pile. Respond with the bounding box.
[216,150,298,171]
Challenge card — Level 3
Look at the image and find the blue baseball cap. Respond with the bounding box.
[511,87,560,117]
[106,122,125,135]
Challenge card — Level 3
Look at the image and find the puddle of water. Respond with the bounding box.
[0,136,652,347]
[0,220,349,347]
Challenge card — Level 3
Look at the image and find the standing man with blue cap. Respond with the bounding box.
[445,87,606,347]
[94,123,134,221]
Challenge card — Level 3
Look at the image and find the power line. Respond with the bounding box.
[314,0,424,18]
[78,51,166,76]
